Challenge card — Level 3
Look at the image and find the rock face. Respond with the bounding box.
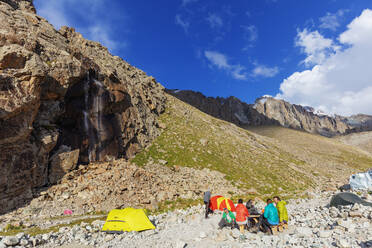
[165,90,278,127]
[48,146,79,184]
[167,90,372,137]
[0,0,166,214]
[340,114,372,132]
[252,97,352,137]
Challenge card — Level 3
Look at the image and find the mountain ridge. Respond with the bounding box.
[167,89,372,137]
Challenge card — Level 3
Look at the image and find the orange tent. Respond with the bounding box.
[209,195,223,211]
[209,195,236,212]
[219,198,236,212]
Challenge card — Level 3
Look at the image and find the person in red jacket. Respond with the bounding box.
[235,199,250,237]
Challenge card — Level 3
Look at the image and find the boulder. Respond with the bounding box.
[2,236,20,246]
[48,146,80,184]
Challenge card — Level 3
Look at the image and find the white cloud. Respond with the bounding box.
[231,65,247,80]
[36,0,68,29]
[252,65,279,78]
[34,0,121,52]
[241,25,258,42]
[295,29,339,66]
[204,51,247,80]
[241,25,258,50]
[87,25,121,51]
[204,51,229,69]
[319,10,346,31]
[175,14,190,33]
[206,13,224,29]
[278,9,372,116]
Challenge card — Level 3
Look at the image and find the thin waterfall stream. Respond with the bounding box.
[59,69,121,165]
[82,72,105,163]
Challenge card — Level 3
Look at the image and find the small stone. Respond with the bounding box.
[215,231,227,242]
[42,233,50,240]
[175,240,187,248]
[338,220,353,230]
[104,234,114,242]
[3,236,20,246]
[20,239,29,246]
[296,227,313,237]
[15,232,25,240]
[32,238,39,247]
[318,230,332,238]
[349,211,362,218]
[362,222,370,228]
[338,239,350,248]
[61,192,70,199]
[158,159,168,165]
[199,231,207,239]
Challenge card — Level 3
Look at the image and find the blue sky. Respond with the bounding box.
[34,0,372,115]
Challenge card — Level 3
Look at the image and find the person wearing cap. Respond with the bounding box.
[218,208,236,229]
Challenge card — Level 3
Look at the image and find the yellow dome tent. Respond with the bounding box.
[102,208,155,233]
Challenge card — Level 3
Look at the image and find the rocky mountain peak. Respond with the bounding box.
[1,0,35,13]
[0,0,166,213]
[168,89,372,137]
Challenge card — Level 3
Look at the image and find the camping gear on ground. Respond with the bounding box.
[219,198,236,212]
[102,208,155,233]
[209,195,223,211]
[330,192,372,207]
[63,209,73,215]
[349,169,372,190]
[339,184,351,192]
[209,195,236,212]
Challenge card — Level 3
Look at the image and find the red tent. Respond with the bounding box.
[219,198,236,212]
[209,195,223,211]
[209,195,236,212]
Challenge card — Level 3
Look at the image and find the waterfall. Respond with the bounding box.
[81,71,105,163]
[83,72,93,162]
[83,110,93,162]
[93,79,104,161]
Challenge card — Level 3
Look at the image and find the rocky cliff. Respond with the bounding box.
[165,90,279,127]
[167,90,372,137]
[0,0,166,213]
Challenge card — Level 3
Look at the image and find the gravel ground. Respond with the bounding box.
[1,191,371,248]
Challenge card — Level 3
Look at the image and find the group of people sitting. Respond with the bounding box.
[204,191,288,237]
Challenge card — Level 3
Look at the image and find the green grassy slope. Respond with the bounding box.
[247,126,372,179]
[132,94,372,198]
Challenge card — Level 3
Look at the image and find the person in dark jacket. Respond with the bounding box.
[246,199,260,229]
[246,199,260,215]
[203,190,213,219]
